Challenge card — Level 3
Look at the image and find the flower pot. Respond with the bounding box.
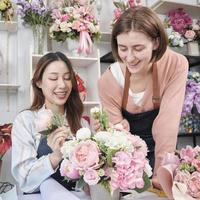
[187,41,200,56]
[89,184,120,200]
[32,25,45,54]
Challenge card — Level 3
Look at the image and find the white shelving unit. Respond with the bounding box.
[31,49,101,117]
[0,21,18,32]
[151,0,200,19]
[0,84,20,90]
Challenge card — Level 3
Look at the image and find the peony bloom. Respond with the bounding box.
[70,140,100,169]
[83,169,100,185]
[76,127,91,140]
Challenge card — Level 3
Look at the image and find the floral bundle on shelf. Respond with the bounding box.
[179,72,200,134]
[35,109,67,136]
[157,145,200,200]
[164,8,200,47]
[0,0,14,21]
[49,0,100,55]
[112,0,141,25]
[75,73,86,102]
[17,0,52,27]
[0,123,12,161]
[59,107,152,195]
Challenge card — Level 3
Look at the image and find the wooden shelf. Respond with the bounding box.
[100,31,111,43]
[151,0,200,19]
[0,84,20,90]
[0,21,18,32]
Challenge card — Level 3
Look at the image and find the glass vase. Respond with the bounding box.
[32,25,45,54]
[187,41,200,56]
[89,184,120,200]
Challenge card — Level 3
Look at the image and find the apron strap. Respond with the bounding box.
[122,63,160,109]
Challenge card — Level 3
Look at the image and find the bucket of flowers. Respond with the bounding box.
[59,107,152,200]
[49,0,100,56]
[157,145,200,200]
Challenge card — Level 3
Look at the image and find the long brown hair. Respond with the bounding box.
[111,6,168,63]
[30,52,83,134]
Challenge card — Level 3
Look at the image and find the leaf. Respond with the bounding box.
[134,172,151,193]
[76,178,85,189]
[106,149,118,167]
[100,180,111,193]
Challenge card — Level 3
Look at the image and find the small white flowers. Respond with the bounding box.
[76,127,91,140]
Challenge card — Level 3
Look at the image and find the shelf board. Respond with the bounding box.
[0,84,20,89]
[100,31,111,43]
[32,54,98,69]
[0,21,18,32]
[151,0,200,19]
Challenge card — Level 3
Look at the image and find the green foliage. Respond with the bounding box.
[134,172,151,193]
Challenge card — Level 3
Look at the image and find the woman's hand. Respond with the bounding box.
[47,126,71,169]
[113,119,130,132]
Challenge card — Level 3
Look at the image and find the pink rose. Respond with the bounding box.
[70,140,99,169]
[187,172,200,198]
[192,159,200,172]
[35,109,53,132]
[174,169,190,184]
[60,159,80,179]
[184,30,196,40]
[83,169,100,185]
[180,145,195,162]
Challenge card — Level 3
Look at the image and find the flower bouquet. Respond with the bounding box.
[157,145,200,200]
[112,0,141,25]
[17,0,52,54]
[49,0,100,55]
[179,71,200,134]
[59,107,152,199]
[164,8,200,48]
[35,109,67,136]
[0,0,14,21]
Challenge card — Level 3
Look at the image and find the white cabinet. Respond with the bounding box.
[0,21,19,124]
[31,50,101,117]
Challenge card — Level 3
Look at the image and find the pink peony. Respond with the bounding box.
[83,169,100,185]
[35,109,53,132]
[192,159,200,172]
[174,169,191,184]
[187,172,200,198]
[60,159,80,179]
[112,151,132,167]
[180,145,196,163]
[70,140,99,169]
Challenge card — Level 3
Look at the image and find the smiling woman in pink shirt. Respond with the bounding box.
[97,7,188,189]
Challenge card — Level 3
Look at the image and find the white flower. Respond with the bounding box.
[94,131,112,143]
[144,162,152,177]
[60,21,71,32]
[76,127,91,140]
[90,106,100,115]
[61,140,78,158]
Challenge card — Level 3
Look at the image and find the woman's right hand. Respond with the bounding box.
[47,126,70,169]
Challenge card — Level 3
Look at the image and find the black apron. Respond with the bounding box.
[37,137,76,191]
[121,63,160,169]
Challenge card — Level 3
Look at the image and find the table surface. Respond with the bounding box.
[18,191,168,200]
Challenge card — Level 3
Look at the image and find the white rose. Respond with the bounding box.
[76,127,91,140]
[144,162,152,177]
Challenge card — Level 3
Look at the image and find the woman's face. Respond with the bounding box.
[37,60,72,112]
[117,30,158,74]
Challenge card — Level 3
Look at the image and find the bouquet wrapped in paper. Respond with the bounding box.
[157,145,200,200]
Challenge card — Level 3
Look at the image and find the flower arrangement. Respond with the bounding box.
[179,72,200,133]
[0,123,12,160]
[0,0,14,21]
[35,109,67,136]
[112,0,141,25]
[157,145,200,200]
[164,8,200,47]
[49,0,100,55]
[59,107,152,194]
[17,0,52,26]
